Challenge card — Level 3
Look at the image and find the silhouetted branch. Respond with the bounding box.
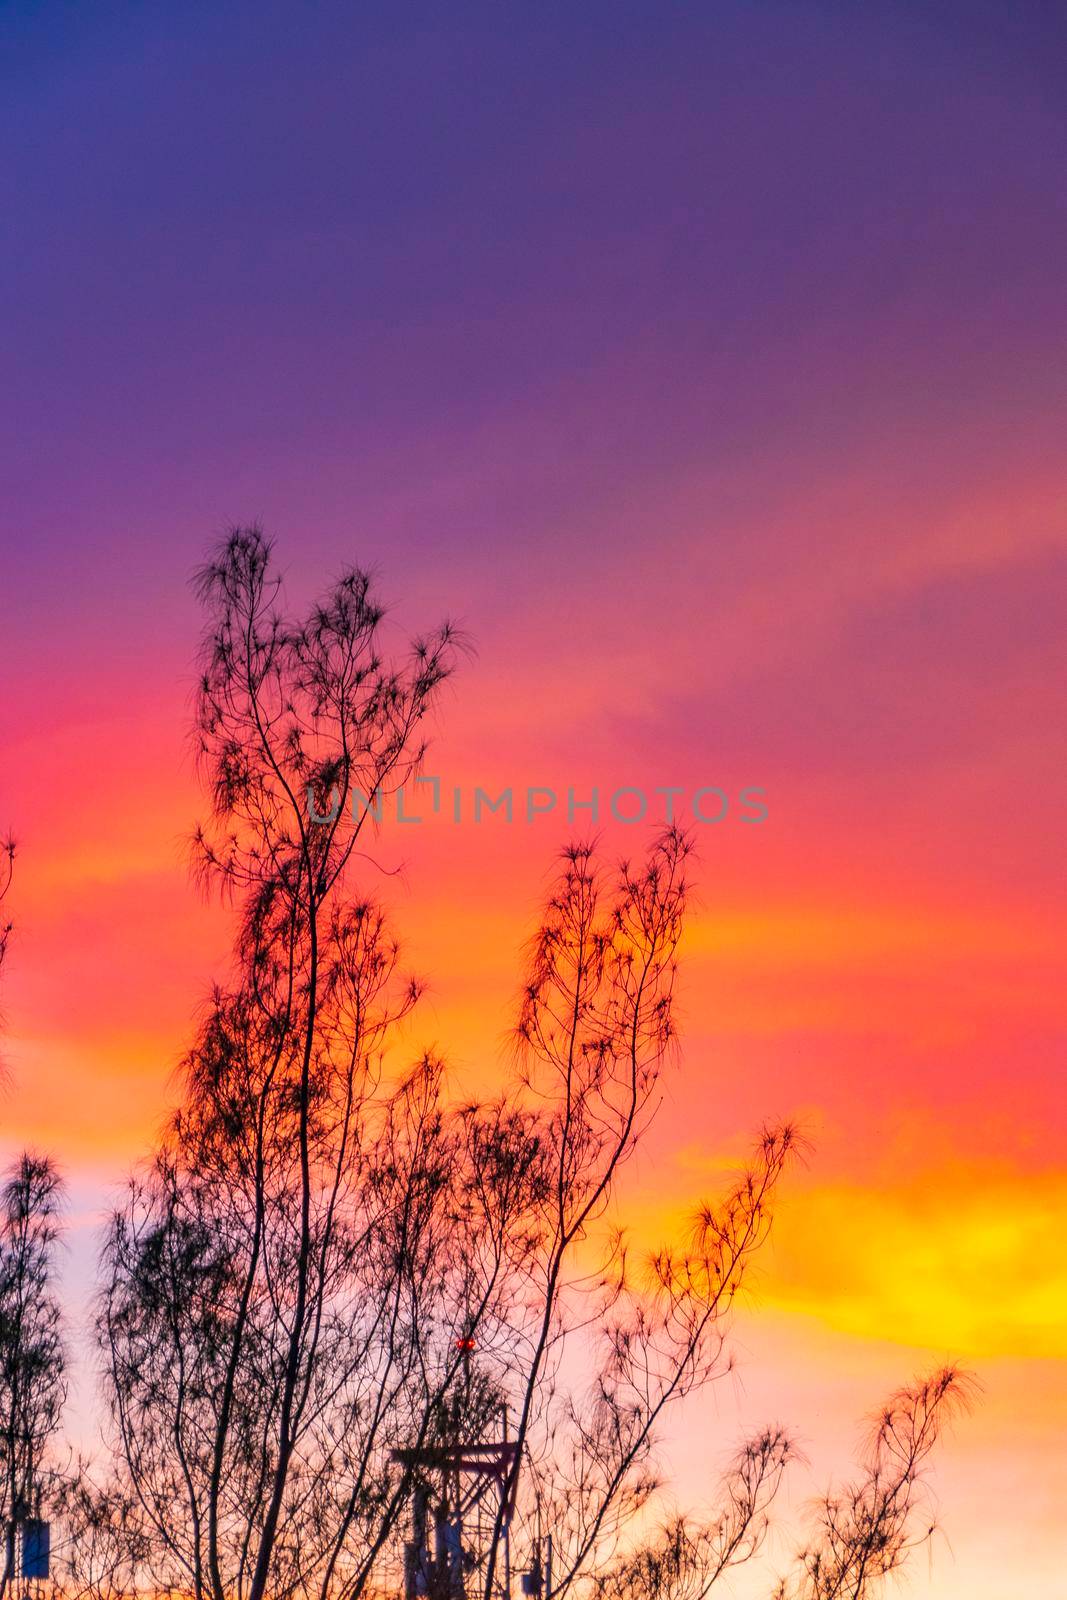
[0,838,14,990]
[93,534,970,1600]
[773,1368,976,1600]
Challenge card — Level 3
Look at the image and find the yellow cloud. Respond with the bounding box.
[764,1170,1067,1359]
[622,1163,1067,1362]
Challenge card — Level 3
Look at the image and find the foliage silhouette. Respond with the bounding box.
[85,532,968,1600]
[0,1154,66,1597]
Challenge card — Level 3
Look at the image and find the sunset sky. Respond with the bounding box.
[2,3,1066,1594]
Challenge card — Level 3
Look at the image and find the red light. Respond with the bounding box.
[455,1336,476,1352]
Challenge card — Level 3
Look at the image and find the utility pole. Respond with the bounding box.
[501,1406,511,1600]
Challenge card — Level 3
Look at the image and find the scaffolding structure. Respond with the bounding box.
[391,1438,519,1600]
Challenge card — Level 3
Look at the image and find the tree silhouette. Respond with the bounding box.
[95,532,968,1600]
[99,530,516,1600]
[772,1369,974,1600]
[478,836,799,1600]
[0,849,70,1592]
[586,1371,971,1600]
[0,1154,66,1598]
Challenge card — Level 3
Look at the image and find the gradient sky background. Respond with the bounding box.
[3,2,1066,1594]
